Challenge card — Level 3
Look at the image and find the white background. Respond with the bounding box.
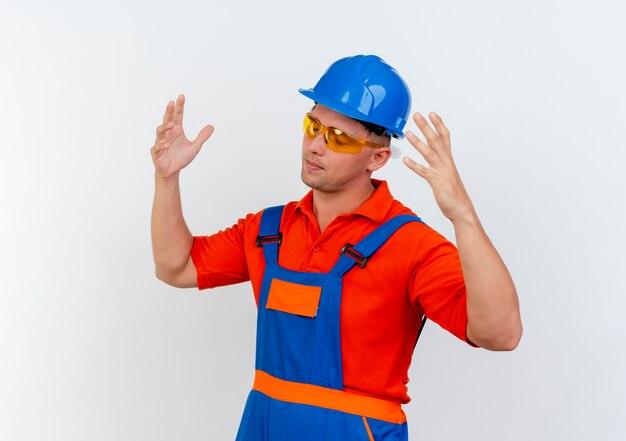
[1,0,625,439]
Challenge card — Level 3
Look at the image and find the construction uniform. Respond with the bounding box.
[191,180,473,439]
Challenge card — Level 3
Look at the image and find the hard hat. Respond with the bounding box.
[299,55,412,139]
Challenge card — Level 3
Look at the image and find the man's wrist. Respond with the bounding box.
[449,207,480,230]
[155,171,181,185]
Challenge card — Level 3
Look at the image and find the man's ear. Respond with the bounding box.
[367,147,392,172]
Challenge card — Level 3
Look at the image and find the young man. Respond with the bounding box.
[151,55,522,440]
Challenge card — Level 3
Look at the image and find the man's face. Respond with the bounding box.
[300,104,390,193]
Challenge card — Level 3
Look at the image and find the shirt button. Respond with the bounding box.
[313,245,320,252]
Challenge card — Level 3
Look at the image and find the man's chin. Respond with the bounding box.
[301,171,322,191]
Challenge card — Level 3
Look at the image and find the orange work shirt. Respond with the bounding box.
[191,180,473,404]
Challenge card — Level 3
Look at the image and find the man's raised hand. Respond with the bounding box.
[150,94,214,179]
[402,112,475,224]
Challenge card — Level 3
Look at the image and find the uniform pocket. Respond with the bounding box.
[266,278,321,318]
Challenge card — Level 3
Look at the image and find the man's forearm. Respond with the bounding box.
[453,210,522,351]
[151,173,193,281]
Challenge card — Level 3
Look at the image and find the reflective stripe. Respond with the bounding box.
[362,416,375,441]
[252,370,406,424]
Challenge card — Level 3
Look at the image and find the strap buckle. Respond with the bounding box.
[340,243,369,268]
[256,233,283,247]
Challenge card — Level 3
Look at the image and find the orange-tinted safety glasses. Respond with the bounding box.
[303,113,386,154]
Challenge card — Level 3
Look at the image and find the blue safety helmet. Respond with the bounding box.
[299,55,412,139]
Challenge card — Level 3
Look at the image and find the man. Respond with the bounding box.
[151,55,522,440]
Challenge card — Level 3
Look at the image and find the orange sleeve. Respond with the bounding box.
[190,214,256,290]
[409,230,476,346]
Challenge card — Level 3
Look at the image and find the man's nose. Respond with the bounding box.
[306,133,327,155]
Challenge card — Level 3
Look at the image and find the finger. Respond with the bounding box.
[162,100,175,125]
[403,156,430,180]
[151,140,170,155]
[406,130,440,166]
[413,112,441,145]
[193,124,214,147]
[428,112,452,154]
[155,121,174,139]
[174,94,185,125]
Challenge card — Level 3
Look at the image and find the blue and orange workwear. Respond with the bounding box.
[236,204,421,439]
[191,180,474,438]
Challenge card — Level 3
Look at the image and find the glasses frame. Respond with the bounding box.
[303,113,387,154]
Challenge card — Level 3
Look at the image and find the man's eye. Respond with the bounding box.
[332,130,353,145]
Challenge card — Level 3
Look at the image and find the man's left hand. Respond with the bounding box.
[403,112,475,224]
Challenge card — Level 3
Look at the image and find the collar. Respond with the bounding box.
[295,179,394,224]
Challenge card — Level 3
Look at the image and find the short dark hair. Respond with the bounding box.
[312,103,389,138]
[355,118,388,137]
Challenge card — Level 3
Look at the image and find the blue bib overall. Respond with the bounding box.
[236,205,423,440]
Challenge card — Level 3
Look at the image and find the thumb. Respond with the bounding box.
[193,124,215,147]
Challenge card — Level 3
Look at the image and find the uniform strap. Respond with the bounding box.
[257,205,285,265]
[329,214,423,277]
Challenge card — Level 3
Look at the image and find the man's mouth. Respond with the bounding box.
[304,159,324,170]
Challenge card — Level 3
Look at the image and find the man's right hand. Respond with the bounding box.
[151,94,214,179]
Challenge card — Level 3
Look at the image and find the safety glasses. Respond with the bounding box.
[302,113,386,154]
